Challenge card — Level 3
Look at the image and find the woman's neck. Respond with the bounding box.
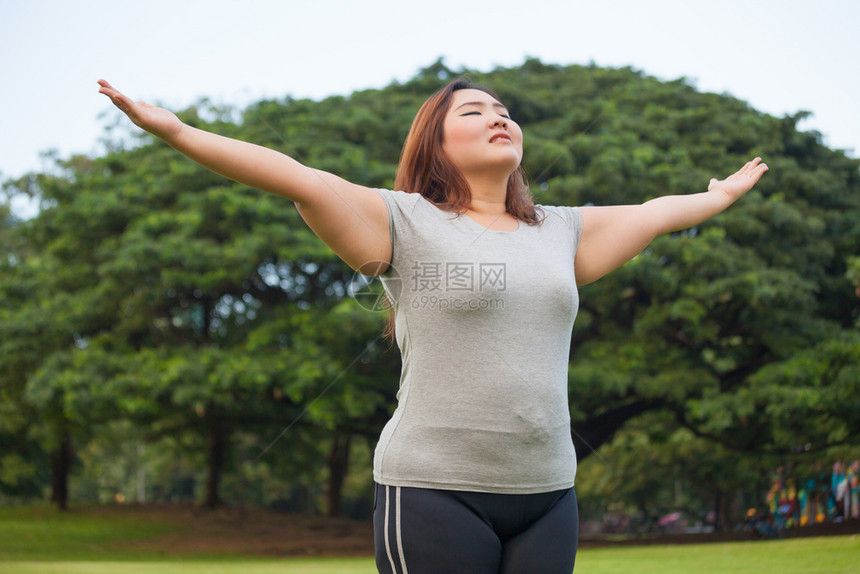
[465,174,509,216]
[467,196,507,217]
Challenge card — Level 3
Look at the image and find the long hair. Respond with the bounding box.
[393,78,542,224]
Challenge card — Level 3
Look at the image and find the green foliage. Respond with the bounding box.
[749,333,860,448]
[847,256,860,325]
[1,58,858,516]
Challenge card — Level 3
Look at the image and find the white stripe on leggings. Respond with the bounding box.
[384,485,398,573]
[383,486,408,574]
[395,486,408,573]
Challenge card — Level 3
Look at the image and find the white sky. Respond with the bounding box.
[2,0,858,216]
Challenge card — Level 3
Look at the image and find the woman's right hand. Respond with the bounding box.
[98,80,183,143]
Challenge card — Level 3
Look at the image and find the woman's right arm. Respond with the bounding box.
[97,80,390,275]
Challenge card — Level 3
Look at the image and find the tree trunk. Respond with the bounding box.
[50,430,73,511]
[204,423,225,508]
[713,490,736,532]
[327,431,353,517]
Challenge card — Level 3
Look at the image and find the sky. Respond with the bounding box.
[2,0,858,217]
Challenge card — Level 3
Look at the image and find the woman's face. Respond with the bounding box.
[441,89,523,178]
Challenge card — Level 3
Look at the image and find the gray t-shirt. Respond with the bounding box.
[373,188,582,494]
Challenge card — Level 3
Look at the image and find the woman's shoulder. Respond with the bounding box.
[374,188,443,229]
[374,188,428,213]
[375,188,423,203]
[536,204,582,226]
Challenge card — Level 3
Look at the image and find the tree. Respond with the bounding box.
[2,60,858,515]
[2,98,405,509]
[0,201,47,501]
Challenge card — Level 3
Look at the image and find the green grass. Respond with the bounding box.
[576,536,859,574]
[0,505,185,561]
[0,558,376,574]
[3,538,859,574]
[1,505,858,573]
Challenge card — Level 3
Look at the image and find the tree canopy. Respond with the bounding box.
[2,58,858,523]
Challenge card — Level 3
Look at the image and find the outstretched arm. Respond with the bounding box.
[575,158,769,285]
[97,80,390,275]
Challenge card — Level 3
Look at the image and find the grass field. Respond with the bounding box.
[1,505,858,573]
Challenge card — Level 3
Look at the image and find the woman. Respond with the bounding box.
[99,78,768,573]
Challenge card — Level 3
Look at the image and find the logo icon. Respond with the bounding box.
[348,262,401,312]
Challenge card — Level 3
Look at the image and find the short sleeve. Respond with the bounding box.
[538,205,583,254]
[372,188,424,272]
[564,206,583,253]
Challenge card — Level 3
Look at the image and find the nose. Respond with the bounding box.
[491,114,508,129]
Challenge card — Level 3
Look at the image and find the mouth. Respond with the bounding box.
[489,133,512,144]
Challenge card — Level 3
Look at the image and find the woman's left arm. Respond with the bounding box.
[575,157,769,285]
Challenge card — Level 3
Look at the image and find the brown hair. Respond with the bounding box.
[393,78,542,224]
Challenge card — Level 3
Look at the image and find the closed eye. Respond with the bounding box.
[460,111,513,120]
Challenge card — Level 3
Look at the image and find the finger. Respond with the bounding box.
[97,79,134,106]
[101,87,136,112]
[753,163,769,178]
[746,163,769,185]
[97,79,120,97]
[745,157,763,173]
[110,92,133,109]
[748,159,766,175]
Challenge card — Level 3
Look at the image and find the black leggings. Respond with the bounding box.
[373,483,579,574]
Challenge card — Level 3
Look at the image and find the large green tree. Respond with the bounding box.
[2,59,858,515]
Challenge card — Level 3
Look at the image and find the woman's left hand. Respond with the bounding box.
[708,157,769,201]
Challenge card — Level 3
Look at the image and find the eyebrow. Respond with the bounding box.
[454,101,508,111]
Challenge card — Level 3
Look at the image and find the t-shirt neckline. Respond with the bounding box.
[461,212,521,234]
